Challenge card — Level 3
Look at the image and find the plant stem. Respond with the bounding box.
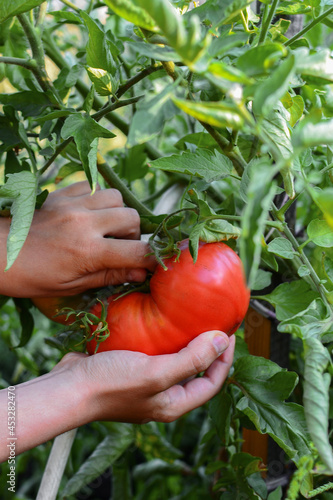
[258,0,280,44]
[17,14,62,106]
[91,95,144,121]
[117,64,163,98]
[271,204,333,312]
[38,138,73,177]
[206,214,284,230]
[59,0,81,11]
[0,56,36,70]
[96,154,157,234]
[285,6,333,47]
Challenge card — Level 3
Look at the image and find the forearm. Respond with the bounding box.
[0,368,93,463]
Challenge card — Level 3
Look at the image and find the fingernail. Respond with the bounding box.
[213,334,229,355]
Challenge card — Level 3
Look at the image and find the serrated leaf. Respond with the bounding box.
[303,338,333,473]
[61,114,115,192]
[307,219,333,248]
[0,171,37,270]
[253,55,296,117]
[289,95,304,127]
[0,0,45,23]
[267,237,295,259]
[278,298,333,341]
[127,83,177,147]
[324,256,333,285]
[172,98,245,130]
[149,149,233,183]
[257,281,319,321]
[233,356,311,461]
[102,0,157,31]
[61,423,134,498]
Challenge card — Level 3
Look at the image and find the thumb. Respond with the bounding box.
[149,331,230,391]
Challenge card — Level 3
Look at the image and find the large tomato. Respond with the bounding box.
[87,240,250,356]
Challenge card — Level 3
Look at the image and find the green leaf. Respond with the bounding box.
[61,423,134,497]
[186,0,253,28]
[292,117,333,150]
[233,356,311,461]
[102,0,157,32]
[12,298,34,348]
[0,92,52,118]
[135,422,182,461]
[252,269,272,291]
[149,149,233,182]
[295,47,333,83]
[276,1,311,15]
[303,338,333,473]
[86,67,118,96]
[307,219,333,248]
[112,462,132,500]
[209,392,233,445]
[81,11,117,75]
[257,280,319,321]
[134,459,191,480]
[278,298,333,341]
[127,83,177,147]
[61,114,115,192]
[0,0,45,23]
[267,237,296,259]
[261,105,294,162]
[310,188,333,230]
[288,95,304,127]
[253,55,296,117]
[239,158,278,289]
[134,0,208,67]
[324,256,333,285]
[0,171,37,270]
[127,41,181,62]
[237,43,288,77]
[172,98,245,130]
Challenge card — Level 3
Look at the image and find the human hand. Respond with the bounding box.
[0,181,156,298]
[58,330,234,424]
[0,331,233,461]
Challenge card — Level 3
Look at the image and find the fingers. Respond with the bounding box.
[97,239,156,271]
[80,189,124,210]
[93,208,141,240]
[51,181,96,198]
[148,331,230,392]
[152,335,235,423]
[75,267,148,290]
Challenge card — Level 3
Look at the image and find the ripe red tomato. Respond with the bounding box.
[87,240,250,356]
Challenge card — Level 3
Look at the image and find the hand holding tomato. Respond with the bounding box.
[0,330,233,462]
[0,181,156,298]
[53,330,234,424]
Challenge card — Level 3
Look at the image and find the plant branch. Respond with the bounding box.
[285,6,333,47]
[91,95,144,121]
[59,0,81,11]
[117,64,163,98]
[17,14,62,106]
[38,138,73,177]
[0,56,36,70]
[258,0,280,44]
[96,153,157,234]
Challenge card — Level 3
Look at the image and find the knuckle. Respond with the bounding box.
[190,352,208,374]
[151,393,177,423]
[109,189,123,206]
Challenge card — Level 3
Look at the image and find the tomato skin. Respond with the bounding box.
[87,240,250,356]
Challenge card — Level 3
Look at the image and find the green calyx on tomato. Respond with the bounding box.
[87,239,250,356]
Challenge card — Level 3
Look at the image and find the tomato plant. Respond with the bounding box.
[1,0,333,498]
[87,240,250,355]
